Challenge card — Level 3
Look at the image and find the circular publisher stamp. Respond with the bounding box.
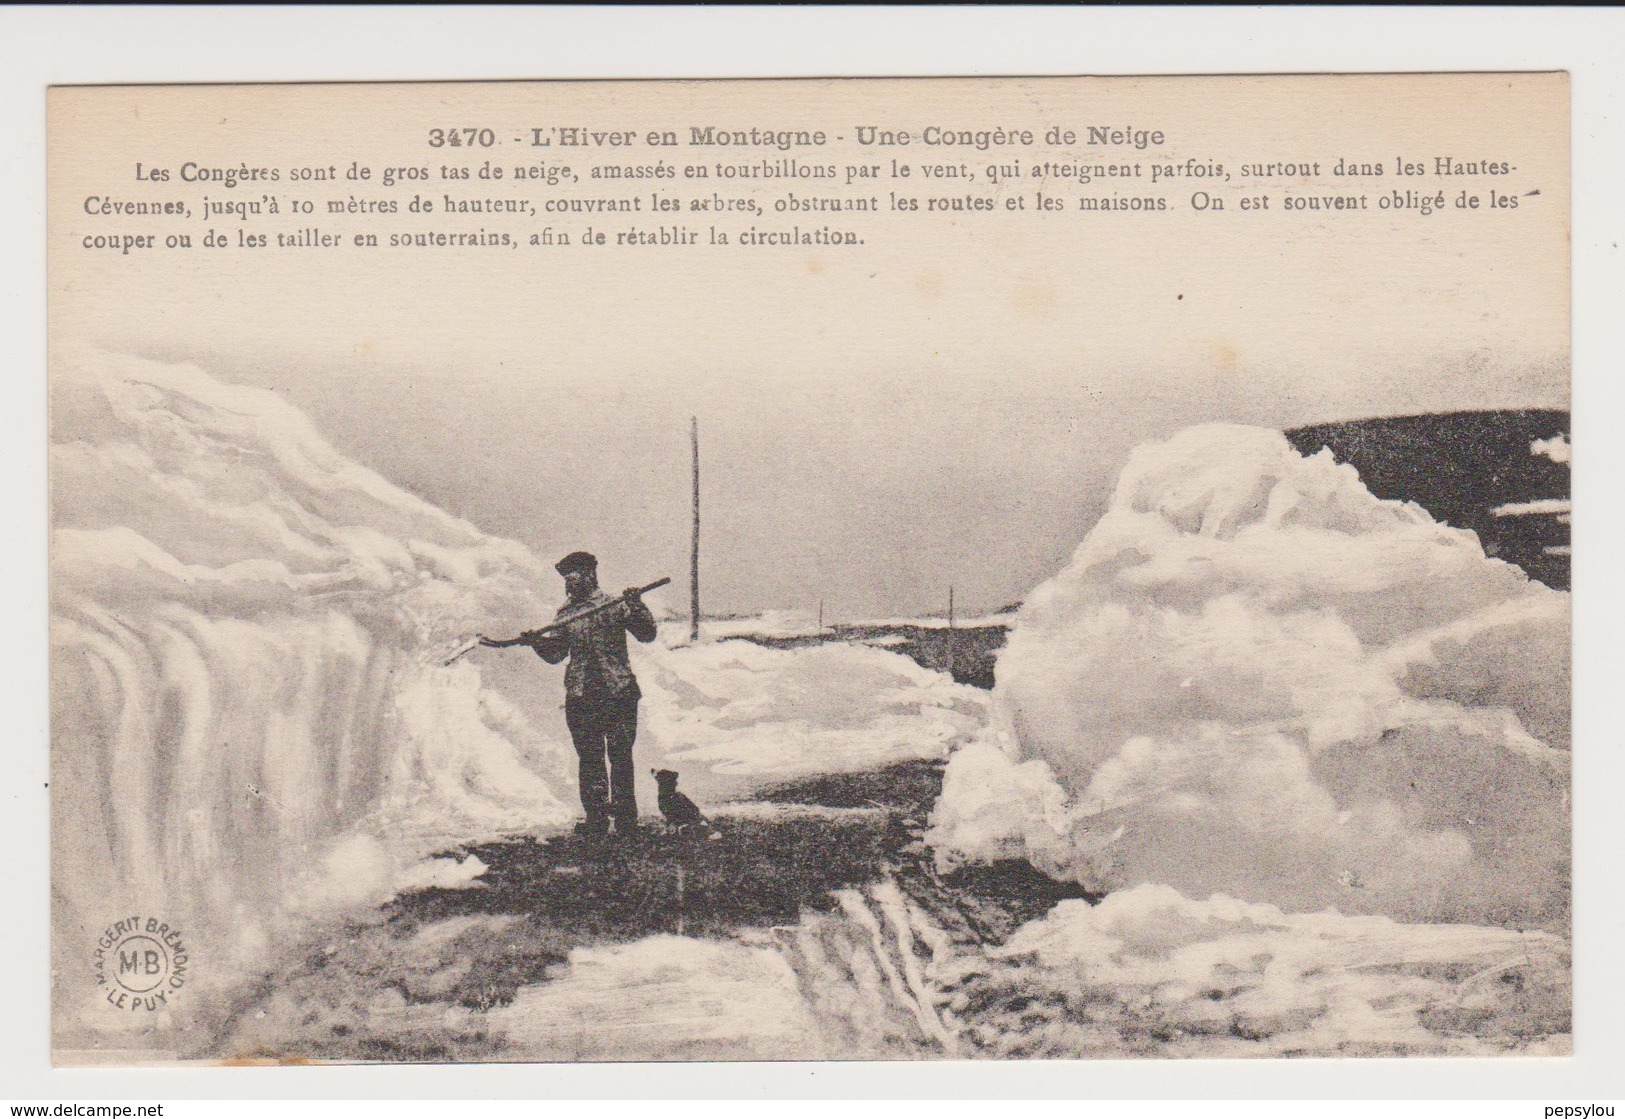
[93,915,189,1011]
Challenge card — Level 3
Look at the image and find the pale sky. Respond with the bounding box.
[51,75,1570,618]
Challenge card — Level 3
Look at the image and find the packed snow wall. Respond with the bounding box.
[930,424,1570,930]
[51,353,578,1046]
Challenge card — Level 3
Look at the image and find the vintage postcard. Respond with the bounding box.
[48,74,1570,1064]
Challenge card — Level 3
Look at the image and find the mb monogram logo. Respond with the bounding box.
[92,916,189,1012]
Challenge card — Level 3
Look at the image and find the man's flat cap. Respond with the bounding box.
[555,550,598,576]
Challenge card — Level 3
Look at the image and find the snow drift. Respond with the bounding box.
[930,424,1569,930]
[639,638,987,788]
[942,884,1569,1057]
[51,352,578,1045]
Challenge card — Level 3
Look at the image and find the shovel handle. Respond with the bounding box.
[485,576,671,647]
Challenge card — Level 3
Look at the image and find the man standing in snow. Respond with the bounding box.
[486,551,658,837]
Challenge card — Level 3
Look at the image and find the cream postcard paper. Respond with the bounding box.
[49,75,1570,1063]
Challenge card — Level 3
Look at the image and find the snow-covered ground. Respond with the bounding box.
[638,637,987,787]
[943,884,1568,1057]
[53,358,1568,1061]
[696,609,826,640]
[697,610,1011,638]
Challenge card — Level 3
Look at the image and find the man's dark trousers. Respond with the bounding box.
[565,691,640,833]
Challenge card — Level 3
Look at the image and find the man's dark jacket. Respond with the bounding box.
[532,590,658,697]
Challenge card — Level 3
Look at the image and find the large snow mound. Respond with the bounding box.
[51,352,576,1042]
[930,424,1569,929]
[941,883,1568,1057]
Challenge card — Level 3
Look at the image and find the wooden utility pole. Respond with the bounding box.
[690,416,701,643]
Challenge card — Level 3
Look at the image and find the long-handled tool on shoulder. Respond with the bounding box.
[441,576,672,666]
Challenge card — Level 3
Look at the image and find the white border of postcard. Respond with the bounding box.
[3,4,1621,1107]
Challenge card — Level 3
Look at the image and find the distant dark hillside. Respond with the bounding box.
[1286,410,1570,590]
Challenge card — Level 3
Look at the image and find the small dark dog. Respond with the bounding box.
[652,768,719,838]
